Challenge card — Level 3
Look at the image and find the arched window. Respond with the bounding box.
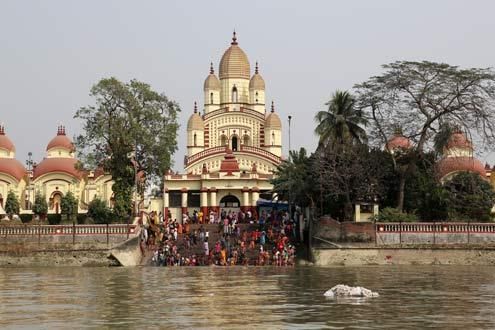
[193,133,197,146]
[243,135,250,146]
[255,91,259,104]
[232,136,238,151]
[220,135,227,146]
[271,132,275,145]
[232,86,238,103]
[210,92,214,104]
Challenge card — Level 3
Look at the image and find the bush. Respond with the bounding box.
[47,214,62,225]
[87,197,113,224]
[77,213,87,224]
[375,207,418,222]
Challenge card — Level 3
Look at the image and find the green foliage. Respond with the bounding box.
[444,172,495,222]
[315,90,367,148]
[376,207,419,222]
[60,191,78,222]
[74,77,180,219]
[271,148,319,209]
[4,191,20,217]
[87,197,113,224]
[32,192,48,218]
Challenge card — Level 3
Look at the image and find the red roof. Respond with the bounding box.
[0,132,15,152]
[0,158,26,181]
[46,126,75,151]
[219,149,240,175]
[436,156,486,180]
[386,134,412,151]
[33,158,83,179]
[446,131,472,150]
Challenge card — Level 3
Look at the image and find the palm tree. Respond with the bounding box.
[315,90,368,148]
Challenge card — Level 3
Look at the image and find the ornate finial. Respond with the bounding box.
[231,30,238,45]
[271,101,275,113]
[194,101,198,113]
[210,62,214,74]
[255,62,259,74]
[0,123,4,135]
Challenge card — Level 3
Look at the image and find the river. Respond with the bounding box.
[0,265,494,329]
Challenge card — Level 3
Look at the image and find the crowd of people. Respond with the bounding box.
[140,208,298,267]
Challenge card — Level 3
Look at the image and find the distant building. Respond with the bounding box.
[0,124,113,215]
[162,32,283,222]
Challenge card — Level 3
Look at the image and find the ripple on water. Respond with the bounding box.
[0,265,494,329]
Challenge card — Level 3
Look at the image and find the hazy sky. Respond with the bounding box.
[1,0,495,169]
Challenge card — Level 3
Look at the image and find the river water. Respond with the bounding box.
[0,265,494,329]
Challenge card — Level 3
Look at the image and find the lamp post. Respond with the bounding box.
[288,115,292,222]
[25,152,33,211]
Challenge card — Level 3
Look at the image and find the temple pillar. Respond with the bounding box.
[163,189,169,222]
[210,188,218,213]
[181,188,188,218]
[200,188,208,220]
[241,187,250,212]
[251,188,260,214]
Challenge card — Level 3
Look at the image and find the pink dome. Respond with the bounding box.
[0,125,15,152]
[386,134,412,151]
[33,158,83,179]
[436,156,486,180]
[445,131,472,150]
[0,158,26,181]
[46,126,75,152]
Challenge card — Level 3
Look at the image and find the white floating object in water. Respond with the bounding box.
[324,284,379,298]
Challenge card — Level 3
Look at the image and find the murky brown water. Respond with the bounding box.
[0,265,494,329]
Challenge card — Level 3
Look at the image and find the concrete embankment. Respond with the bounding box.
[311,247,495,266]
[0,249,118,267]
[109,236,142,266]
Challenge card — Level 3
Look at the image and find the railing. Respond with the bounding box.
[185,145,281,167]
[185,146,226,166]
[376,222,495,233]
[0,224,137,236]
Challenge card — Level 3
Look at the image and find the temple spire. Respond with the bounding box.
[194,101,198,113]
[231,30,238,45]
[0,123,4,135]
[271,101,275,113]
[255,61,259,74]
[210,62,214,74]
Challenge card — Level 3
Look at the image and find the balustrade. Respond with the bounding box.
[0,224,136,236]
[376,222,495,233]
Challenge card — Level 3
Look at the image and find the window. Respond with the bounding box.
[232,86,238,103]
[220,135,227,146]
[210,92,214,104]
[271,132,275,145]
[232,136,238,151]
[188,191,201,207]
[169,192,182,207]
[243,135,250,146]
[193,133,197,146]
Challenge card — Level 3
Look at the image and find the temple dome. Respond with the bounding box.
[33,157,82,179]
[0,158,26,181]
[0,125,15,153]
[219,32,250,80]
[436,156,486,180]
[386,134,412,151]
[46,126,74,152]
[249,63,265,90]
[265,102,281,129]
[187,103,204,130]
[445,130,473,151]
[204,63,221,90]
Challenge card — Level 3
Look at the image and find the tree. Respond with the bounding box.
[74,78,180,219]
[87,197,113,224]
[315,90,367,148]
[271,148,319,209]
[355,61,495,211]
[444,172,495,222]
[32,192,48,220]
[4,191,20,219]
[61,191,78,222]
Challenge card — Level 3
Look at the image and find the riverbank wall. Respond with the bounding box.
[0,224,142,267]
[310,247,495,266]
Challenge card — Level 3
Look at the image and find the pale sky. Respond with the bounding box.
[1,0,495,170]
